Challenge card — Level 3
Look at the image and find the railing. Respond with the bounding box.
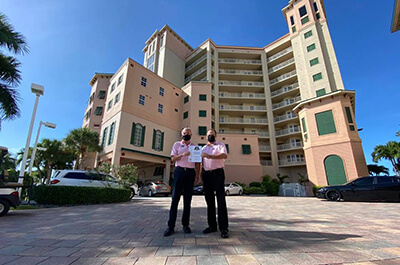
[212,115,215,120]
[259,145,271,151]
[219,105,267,111]
[269,70,297,85]
[218,80,264,87]
[219,118,268,124]
[268,58,295,74]
[272,96,301,110]
[277,142,303,151]
[185,54,207,72]
[257,132,269,137]
[218,130,269,137]
[271,83,299,97]
[185,65,207,83]
[219,92,265,99]
[274,112,297,123]
[260,160,273,166]
[218,58,262,64]
[275,126,301,136]
[267,47,293,63]
[211,102,215,108]
[279,157,305,166]
[219,69,263,75]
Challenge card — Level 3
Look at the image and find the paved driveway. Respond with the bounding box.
[1,196,400,265]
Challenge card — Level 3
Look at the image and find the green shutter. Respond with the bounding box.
[316,12,321,19]
[183,111,188,119]
[292,26,296,33]
[102,127,108,147]
[130,123,136,145]
[324,155,347,185]
[160,132,164,151]
[184,96,189,103]
[242,145,251,154]
[307,43,316,52]
[301,16,309,24]
[345,107,353,123]
[313,73,322,81]
[199,94,207,101]
[152,129,156,149]
[301,118,307,133]
[315,110,336,135]
[316,88,326,97]
[310,57,319,66]
[141,126,146,147]
[304,30,313,39]
[199,110,206,117]
[198,126,207,135]
[225,144,229,154]
[349,125,355,131]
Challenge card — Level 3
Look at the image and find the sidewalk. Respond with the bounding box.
[1,196,400,264]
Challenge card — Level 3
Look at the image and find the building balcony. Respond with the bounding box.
[269,70,297,86]
[218,58,262,65]
[277,142,303,151]
[219,92,265,99]
[218,80,264,87]
[219,69,263,76]
[272,96,302,110]
[218,130,269,137]
[219,117,268,125]
[279,157,306,166]
[219,105,267,111]
[259,145,271,152]
[185,65,207,83]
[275,126,301,137]
[274,112,297,123]
[271,82,299,98]
[267,47,293,63]
[185,54,207,73]
[260,160,273,166]
[268,58,295,74]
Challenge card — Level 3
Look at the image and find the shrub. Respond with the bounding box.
[313,185,323,197]
[263,181,280,196]
[244,187,264,194]
[249,182,261,188]
[31,185,131,205]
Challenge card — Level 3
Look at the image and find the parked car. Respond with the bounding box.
[50,170,121,188]
[0,188,20,217]
[193,184,204,195]
[225,182,243,196]
[139,181,171,197]
[316,176,400,202]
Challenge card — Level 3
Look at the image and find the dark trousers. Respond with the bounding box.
[202,168,228,231]
[167,167,195,228]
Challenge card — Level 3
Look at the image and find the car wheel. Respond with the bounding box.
[130,189,135,199]
[148,190,153,197]
[0,199,10,217]
[225,190,230,196]
[239,190,243,195]
[326,190,341,201]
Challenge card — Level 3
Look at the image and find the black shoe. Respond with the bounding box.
[221,229,229,239]
[202,227,217,234]
[183,226,192,234]
[164,227,174,237]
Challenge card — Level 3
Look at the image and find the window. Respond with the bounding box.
[301,16,309,25]
[118,74,123,86]
[225,144,230,154]
[313,73,323,81]
[141,77,147,87]
[242,145,252,154]
[304,30,313,39]
[352,177,373,186]
[107,100,112,110]
[184,96,189,103]
[139,95,145,106]
[159,87,164,96]
[301,118,307,133]
[183,111,188,119]
[147,54,155,71]
[310,57,319,66]
[98,90,106,99]
[307,43,316,52]
[316,12,321,19]
[377,177,393,184]
[290,16,295,25]
[154,166,164,176]
[345,107,355,131]
[198,126,207,135]
[199,94,207,101]
[292,26,296,33]
[114,92,121,104]
[95,107,103,116]
[110,83,116,93]
[199,110,206,117]
[160,34,164,47]
[315,110,336,135]
[152,129,164,151]
[101,127,108,147]
[130,123,146,147]
[108,122,115,145]
[299,5,307,17]
[316,88,326,97]
[313,2,319,12]
[158,104,163,113]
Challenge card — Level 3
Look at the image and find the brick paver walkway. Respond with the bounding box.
[1,196,400,264]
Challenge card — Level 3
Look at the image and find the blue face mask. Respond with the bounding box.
[182,135,191,141]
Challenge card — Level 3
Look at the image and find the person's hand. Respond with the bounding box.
[183,151,190,156]
[201,153,212,159]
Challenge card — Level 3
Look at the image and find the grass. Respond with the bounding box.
[11,205,39,211]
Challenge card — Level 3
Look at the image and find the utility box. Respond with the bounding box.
[279,183,307,197]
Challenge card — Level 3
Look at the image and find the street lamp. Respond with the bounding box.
[18,83,44,185]
[28,121,57,175]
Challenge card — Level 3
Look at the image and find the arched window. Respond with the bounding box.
[152,129,164,151]
[130,123,146,147]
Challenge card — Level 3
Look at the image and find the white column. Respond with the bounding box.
[163,160,171,184]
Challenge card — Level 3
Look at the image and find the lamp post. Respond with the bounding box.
[28,121,56,175]
[18,83,44,185]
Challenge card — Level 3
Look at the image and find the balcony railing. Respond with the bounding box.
[279,157,305,166]
[219,105,267,111]
[185,65,207,83]
[185,54,207,72]
[259,145,271,151]
[271,82,299,97]
[260,160,273,166]
[219,92,265,99]
[219,80,264,87]
[272,96,302,110]
[219,118,268,124]
[269,70,297,85]
[268,58,295,74]
[218,58,262,64]
[267,47,293,63]
[219,69,263,75]
[275,126,301,136]
[218,130,269,137]
[274,112,297,123]
[277,142,303,151]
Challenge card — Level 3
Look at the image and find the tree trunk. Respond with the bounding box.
[46,165,53,185]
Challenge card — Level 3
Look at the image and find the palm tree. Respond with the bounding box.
[367,164,389,176]
[0,13,29,129]
[64,128,102,170]
[371,141,400,176]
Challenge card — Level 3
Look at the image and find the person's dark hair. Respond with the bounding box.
[208,128,217,136]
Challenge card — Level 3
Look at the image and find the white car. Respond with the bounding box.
[224,182,243,196]
[0,188,20,216]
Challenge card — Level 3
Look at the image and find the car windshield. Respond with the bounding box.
[224,184,230,187]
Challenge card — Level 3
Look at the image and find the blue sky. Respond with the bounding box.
[0,0,399,173]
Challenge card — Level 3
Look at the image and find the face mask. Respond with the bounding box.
[207,135,215,143]
[182,134,191,141]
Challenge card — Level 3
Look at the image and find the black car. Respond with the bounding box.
[316,176,400,202]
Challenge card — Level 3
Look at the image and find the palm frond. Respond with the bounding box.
[0,13,29,54]
[0,52,22,85]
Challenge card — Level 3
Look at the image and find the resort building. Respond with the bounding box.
[82,0,368,189]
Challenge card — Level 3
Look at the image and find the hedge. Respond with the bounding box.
[31,185,131,205]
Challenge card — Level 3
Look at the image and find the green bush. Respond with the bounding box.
[244,187,264,194]
[263,181,280,196]
[313,185,323,197]
[31,185,131,205]
[249,182,261,188]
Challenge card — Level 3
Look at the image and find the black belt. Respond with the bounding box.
[176,166,195,171]
[203,167,223,173]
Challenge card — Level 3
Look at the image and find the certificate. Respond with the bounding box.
[188,145,202,163]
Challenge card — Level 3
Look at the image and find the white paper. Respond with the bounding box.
[188,145,202,163]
